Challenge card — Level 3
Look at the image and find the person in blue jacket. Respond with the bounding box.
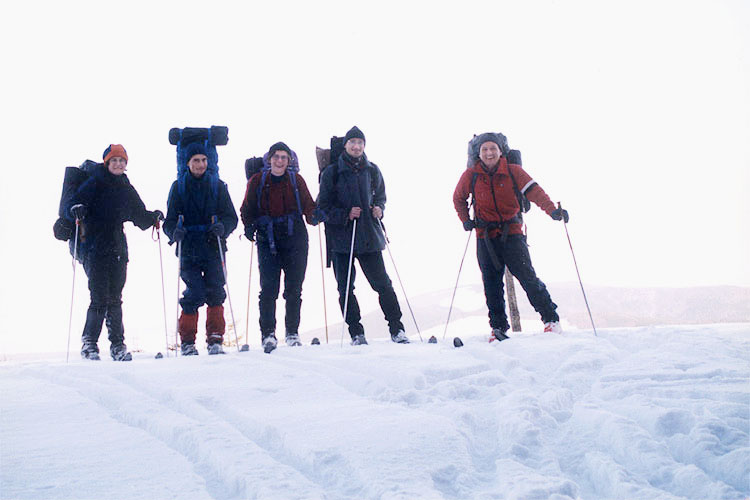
[316,126,408,345]
[68,144,163,361]
[163,142,238,355]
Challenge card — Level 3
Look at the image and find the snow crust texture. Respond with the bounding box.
[1,324,748,500]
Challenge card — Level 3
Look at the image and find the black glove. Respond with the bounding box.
[151,210,165,222]
[463,220,475,231]
[172,226,186,243]
[209,221,225,238]
[550,208,569,223]
[244,224,256,242]
[70,204,87,220]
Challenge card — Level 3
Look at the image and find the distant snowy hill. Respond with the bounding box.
[1,322,748,500]
[305,284,750,342]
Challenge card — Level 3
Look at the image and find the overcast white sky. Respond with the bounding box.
[0,0,747,354]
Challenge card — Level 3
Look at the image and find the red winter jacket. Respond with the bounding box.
[240,171,316,227]
[453,158,556,238]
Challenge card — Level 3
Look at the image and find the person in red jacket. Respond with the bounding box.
[453,133,569,340]
[240,142,316,353]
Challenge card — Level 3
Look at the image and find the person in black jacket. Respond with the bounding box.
[163,142,238,355]
[316,126,408,345]
[68,144,163,361]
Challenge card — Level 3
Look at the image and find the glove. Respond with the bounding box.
[209,221,225,238]
[70,204,88,220]
[462,220,475,231]
[151,210,165,222]
[244,224,256,242]
[172,226,186,243]
[550,208,569,223]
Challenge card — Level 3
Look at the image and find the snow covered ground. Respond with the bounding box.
[1,321,748,500]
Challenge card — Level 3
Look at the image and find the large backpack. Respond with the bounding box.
[243,148,303,215]
[53,159,101,261]
[244,148,304,254]
[168,125,228,217]
[467,132,530,217]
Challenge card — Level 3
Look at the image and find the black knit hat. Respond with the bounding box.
[344,126,366,144]
[474,132,509,155]
[267,141,292,157]
[184,142,207,165]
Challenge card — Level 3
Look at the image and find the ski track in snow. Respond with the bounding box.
[1,324,748,500]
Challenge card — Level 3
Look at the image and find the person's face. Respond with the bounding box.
[107,157,127,176]
[479,142,501,168]
[269,150,290,176]
[345,138,365,158]
[188,154,208,177]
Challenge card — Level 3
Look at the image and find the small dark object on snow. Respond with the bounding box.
[428,336,437,344]
[155,352,163,359]
[240,344,249,352]
[311,337,320,345]
[453,337,464,348]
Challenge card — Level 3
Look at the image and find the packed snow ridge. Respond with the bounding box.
[1,322,748,500]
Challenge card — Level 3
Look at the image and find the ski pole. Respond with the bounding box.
[558,203,597,336]
[341,219,357,347]
[213,216,241,351]
[66,218,80,363]
[245,242,254,348]
[378,219,422,342]
[442,229,473,340]
[154,220,170,357]
[318,225,329,344]
[175,215,183,353]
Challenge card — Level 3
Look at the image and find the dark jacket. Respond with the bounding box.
[240,170,316,245]
[453,158,556,238]
[69,165,154,262]
[317,153,387,255]
[163,172,238,259]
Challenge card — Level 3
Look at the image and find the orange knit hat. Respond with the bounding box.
[103,144,128,164]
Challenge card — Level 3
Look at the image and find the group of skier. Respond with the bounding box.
[64,126,569,361]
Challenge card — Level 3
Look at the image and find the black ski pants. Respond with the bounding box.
[257,232,308,338]
[331,250,404,338]
[82,253,127,348]
[477,234,559,330]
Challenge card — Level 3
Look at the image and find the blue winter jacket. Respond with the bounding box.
[163,171,238,259]
[68,165,154,263]
[317,153,387,255]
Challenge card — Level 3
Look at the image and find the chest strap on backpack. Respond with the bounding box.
[256,214,297,255]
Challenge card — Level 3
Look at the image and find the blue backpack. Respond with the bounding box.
[168,126,228,222]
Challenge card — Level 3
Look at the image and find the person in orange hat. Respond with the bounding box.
[68,144,163,361]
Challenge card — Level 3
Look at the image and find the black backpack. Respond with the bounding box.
[467,132,530,215]
[53,160,100,260]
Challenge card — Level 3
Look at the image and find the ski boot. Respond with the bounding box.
[262,335,278,354]
[110,343,132,361]
[350,334,368,346]
[489,328,509,343]
[285,333,302,347]
[181,343,199,356]
[81,343,101,361]
[543,321,562,334]
[390,330,410,344]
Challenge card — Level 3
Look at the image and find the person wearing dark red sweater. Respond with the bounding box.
[240,142,315,353]
[453,133,569,340]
